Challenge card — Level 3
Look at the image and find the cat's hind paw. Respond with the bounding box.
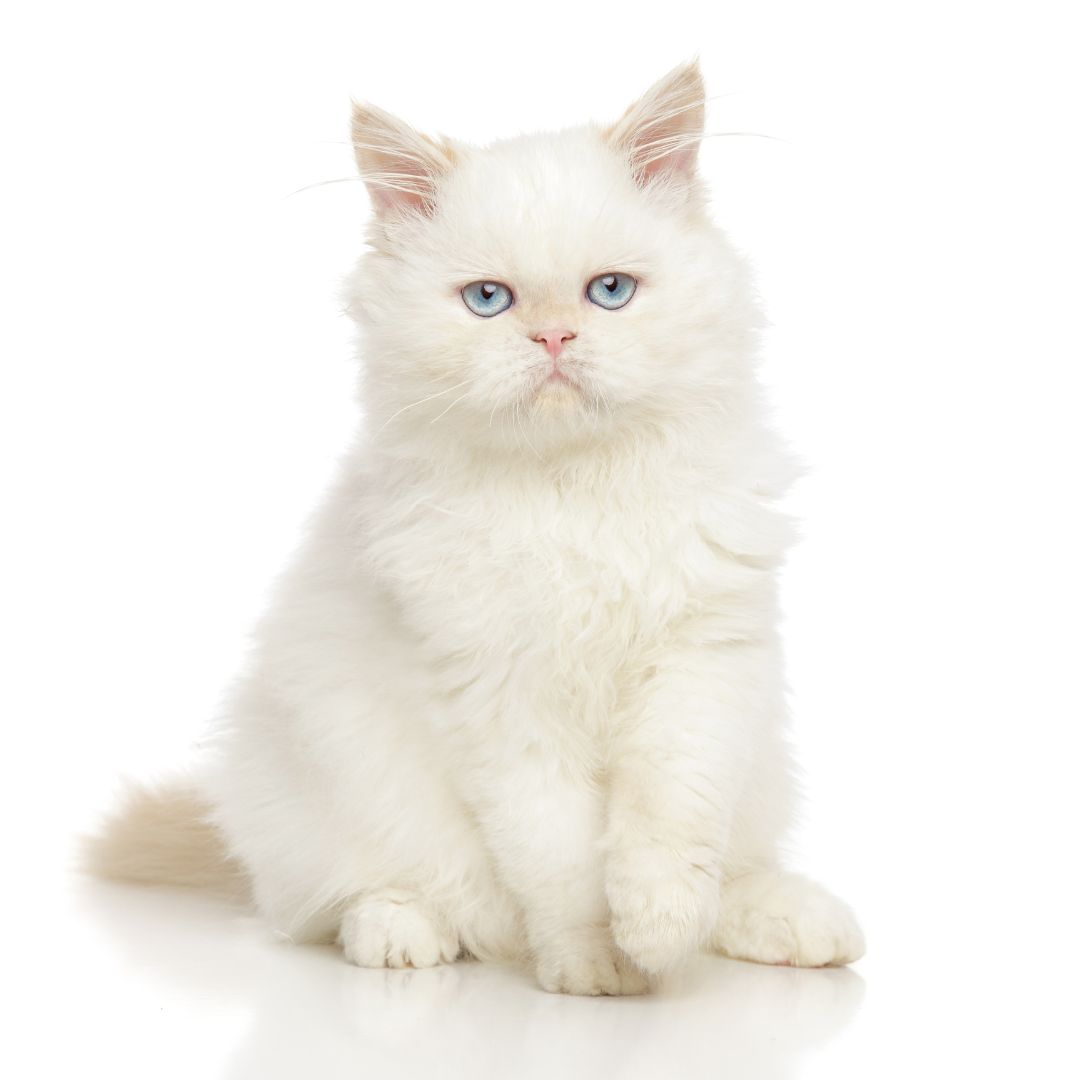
[711,870,865,968]
[339,890,460,969]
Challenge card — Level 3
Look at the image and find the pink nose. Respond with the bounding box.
[533,328,576,361]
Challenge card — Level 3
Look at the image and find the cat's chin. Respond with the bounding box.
[532,379,583,412]
[525,382,611,446]
[470,383,615,456]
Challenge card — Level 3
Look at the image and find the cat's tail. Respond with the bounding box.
[81,778,248,899]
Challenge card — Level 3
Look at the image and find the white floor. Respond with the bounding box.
[13,867,1069,1079]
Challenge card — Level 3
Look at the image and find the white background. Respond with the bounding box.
[3,2,1078,1077]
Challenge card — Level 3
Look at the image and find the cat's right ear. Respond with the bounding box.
[350,102,454,218]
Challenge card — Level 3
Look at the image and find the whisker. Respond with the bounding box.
[287,176,365,197]
[287,173,431,199]
[429,388,472,425]
[374,377,475,437]
[517,403,543,460]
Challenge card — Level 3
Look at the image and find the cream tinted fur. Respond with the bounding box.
[90,62,864,995]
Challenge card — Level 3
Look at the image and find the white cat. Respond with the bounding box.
[88,61,864,995]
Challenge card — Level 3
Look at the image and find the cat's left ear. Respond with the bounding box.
[606,60,705,192]
[350,102,455,217]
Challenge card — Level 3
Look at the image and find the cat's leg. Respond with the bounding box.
[456,717,648,996]
[605,638,783,974]
[218,751,522,971]
[486,772,647,996]
[207,664,523,970]
[335,817,525,970]
[710,870,865,967]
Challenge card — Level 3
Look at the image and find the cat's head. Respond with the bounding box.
[346,61,759,457]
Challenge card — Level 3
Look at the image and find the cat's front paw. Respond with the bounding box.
[606,847,720,974]
[711,870,865,968]
[533,925,649,996]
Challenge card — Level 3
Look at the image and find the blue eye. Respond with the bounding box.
[586,272,636,310]
[462,281,513,317]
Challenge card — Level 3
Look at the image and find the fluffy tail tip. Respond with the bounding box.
[80,780,247,898]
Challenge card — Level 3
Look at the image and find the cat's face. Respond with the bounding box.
[347,62,756,455]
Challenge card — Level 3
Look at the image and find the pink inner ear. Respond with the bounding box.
[640,145,696,182]
[369,184,428,215]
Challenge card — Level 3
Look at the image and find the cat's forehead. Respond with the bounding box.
[431,129,663,282]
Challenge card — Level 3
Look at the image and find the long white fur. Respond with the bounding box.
[88,61,864,995]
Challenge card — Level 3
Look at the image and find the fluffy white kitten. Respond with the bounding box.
[89,61,864,995]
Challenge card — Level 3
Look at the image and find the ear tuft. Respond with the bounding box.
[350,102,454,217]
[606,60,706,189]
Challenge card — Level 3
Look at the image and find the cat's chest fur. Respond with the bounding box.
[357,447,776,731]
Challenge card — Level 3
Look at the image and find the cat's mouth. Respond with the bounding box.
[531,366,583,394]
[534,373,582,404]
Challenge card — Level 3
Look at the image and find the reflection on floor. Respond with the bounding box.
[75,879,864,1079]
